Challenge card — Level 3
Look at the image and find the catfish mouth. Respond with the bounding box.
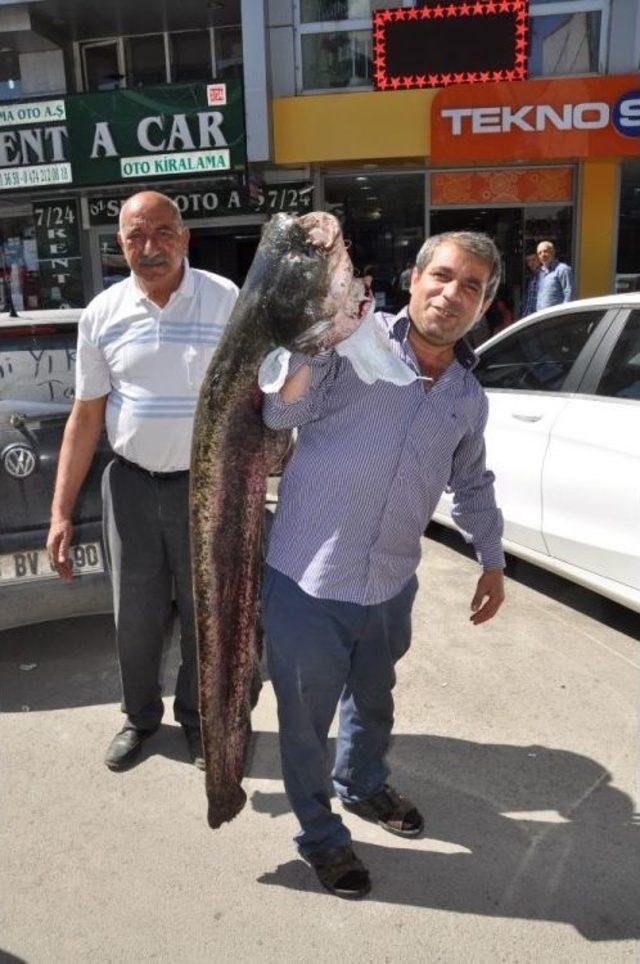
[290,278,369,354]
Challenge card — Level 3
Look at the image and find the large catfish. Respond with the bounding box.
[190,212,365,829]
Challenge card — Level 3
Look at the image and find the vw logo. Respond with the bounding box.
[2,444,37,479]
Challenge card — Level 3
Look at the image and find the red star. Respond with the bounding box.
[377,77,389,90]
[516,22,527,35]
[415,75,427,87]
[485,0,497,11]
[408,7,419,19]
[441,73,452,85]
[492,70,504,81]
[391,76,401,89]
[505,69,516,81]
[433,4,445,17]
[473,2,484,14]
[428,73,439,86]
[459,2,471,13]
[374,28,385,40]
[467,71,478,83]
[381,10,393,22]
[420,5,432,17]
[454,72,465,84]
[402,76,414,88]
[515,52,526,64]
[479,71,491,82]
[499,0,510,10]
[394,8,405,19]
[446,3,458,15]
[374,57,386,69]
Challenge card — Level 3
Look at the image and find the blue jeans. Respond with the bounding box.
[262,566,418,854]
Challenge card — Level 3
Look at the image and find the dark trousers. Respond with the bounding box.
[102,459,199,731]
[262,565,418,855]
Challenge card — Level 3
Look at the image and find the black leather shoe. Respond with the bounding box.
[104,726,155,771]
[183,725,205,770]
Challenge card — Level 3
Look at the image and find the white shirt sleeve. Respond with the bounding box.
[75,308,111,400]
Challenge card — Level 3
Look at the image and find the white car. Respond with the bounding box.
[433,294,640,613]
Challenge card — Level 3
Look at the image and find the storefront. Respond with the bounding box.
[0,80,315,310]
[273,72,640,311]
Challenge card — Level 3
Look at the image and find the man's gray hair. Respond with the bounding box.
[118,191,184,232]
[415,231,502,304]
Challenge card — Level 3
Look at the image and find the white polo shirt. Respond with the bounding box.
[75,261,238,471]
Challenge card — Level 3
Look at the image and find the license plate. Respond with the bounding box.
[0,542,104,584]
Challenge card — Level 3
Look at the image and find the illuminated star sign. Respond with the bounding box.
[373,0,529,91]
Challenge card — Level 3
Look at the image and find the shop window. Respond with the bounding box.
[125,34,167,88]
[529,0,608,75]
[214,25,243,81]
[0,49,22,100]
[324,172,424,311]
[296,0,394,91]
[0,201,83,311]
[81,26,237,92]
[82,41,124,91]
[616,162,640,294]
[170,30,213,83]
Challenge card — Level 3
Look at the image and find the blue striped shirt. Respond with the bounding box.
[535,260,574,311]
[263,310,505,605]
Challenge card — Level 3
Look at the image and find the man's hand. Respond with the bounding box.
[47,517,74,581]
[470,568,505,625]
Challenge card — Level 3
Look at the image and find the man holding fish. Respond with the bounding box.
[261,227,505,899]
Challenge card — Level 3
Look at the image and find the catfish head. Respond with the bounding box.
[255,211,367,354]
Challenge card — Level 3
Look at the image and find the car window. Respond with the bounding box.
[0,326,77,414]
[474,311,603,392]
[596,310,640,401]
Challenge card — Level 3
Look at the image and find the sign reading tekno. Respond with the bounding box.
[65,81,245,187]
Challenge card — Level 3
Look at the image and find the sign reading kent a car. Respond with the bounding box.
[65,80,245,186]
[0,98,71,190]
[0,81,245,192]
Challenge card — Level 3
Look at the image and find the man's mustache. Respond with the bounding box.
[138,254,169,266]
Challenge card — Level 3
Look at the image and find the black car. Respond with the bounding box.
[0,310,112,631]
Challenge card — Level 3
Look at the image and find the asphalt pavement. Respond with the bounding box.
[2,529,639,963]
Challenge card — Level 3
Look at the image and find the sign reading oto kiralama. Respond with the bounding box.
[0,81,245,192]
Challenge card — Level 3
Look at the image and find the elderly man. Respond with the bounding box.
[523,240,574,316]
[47,190,238,771]
[261,230,506,899]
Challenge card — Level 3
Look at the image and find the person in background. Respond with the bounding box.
[521,251,540,318]
[523,241,574,317]
[46,191,238,773]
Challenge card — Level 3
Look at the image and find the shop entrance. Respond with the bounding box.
[188,226,261,287]
[430,204,573,320]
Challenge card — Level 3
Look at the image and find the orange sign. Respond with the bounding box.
[431,166,573,205]
[431,74,640,163]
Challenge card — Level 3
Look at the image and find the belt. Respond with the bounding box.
[115,455,189,480]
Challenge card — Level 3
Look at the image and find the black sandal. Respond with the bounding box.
[302,845,371,899]
[342,784,424,838]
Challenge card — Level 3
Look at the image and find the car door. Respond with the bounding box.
[470,308,610,553]
[542,308,640,592]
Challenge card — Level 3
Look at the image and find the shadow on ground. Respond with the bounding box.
[426,523,640,640]
[250,731,640,942]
